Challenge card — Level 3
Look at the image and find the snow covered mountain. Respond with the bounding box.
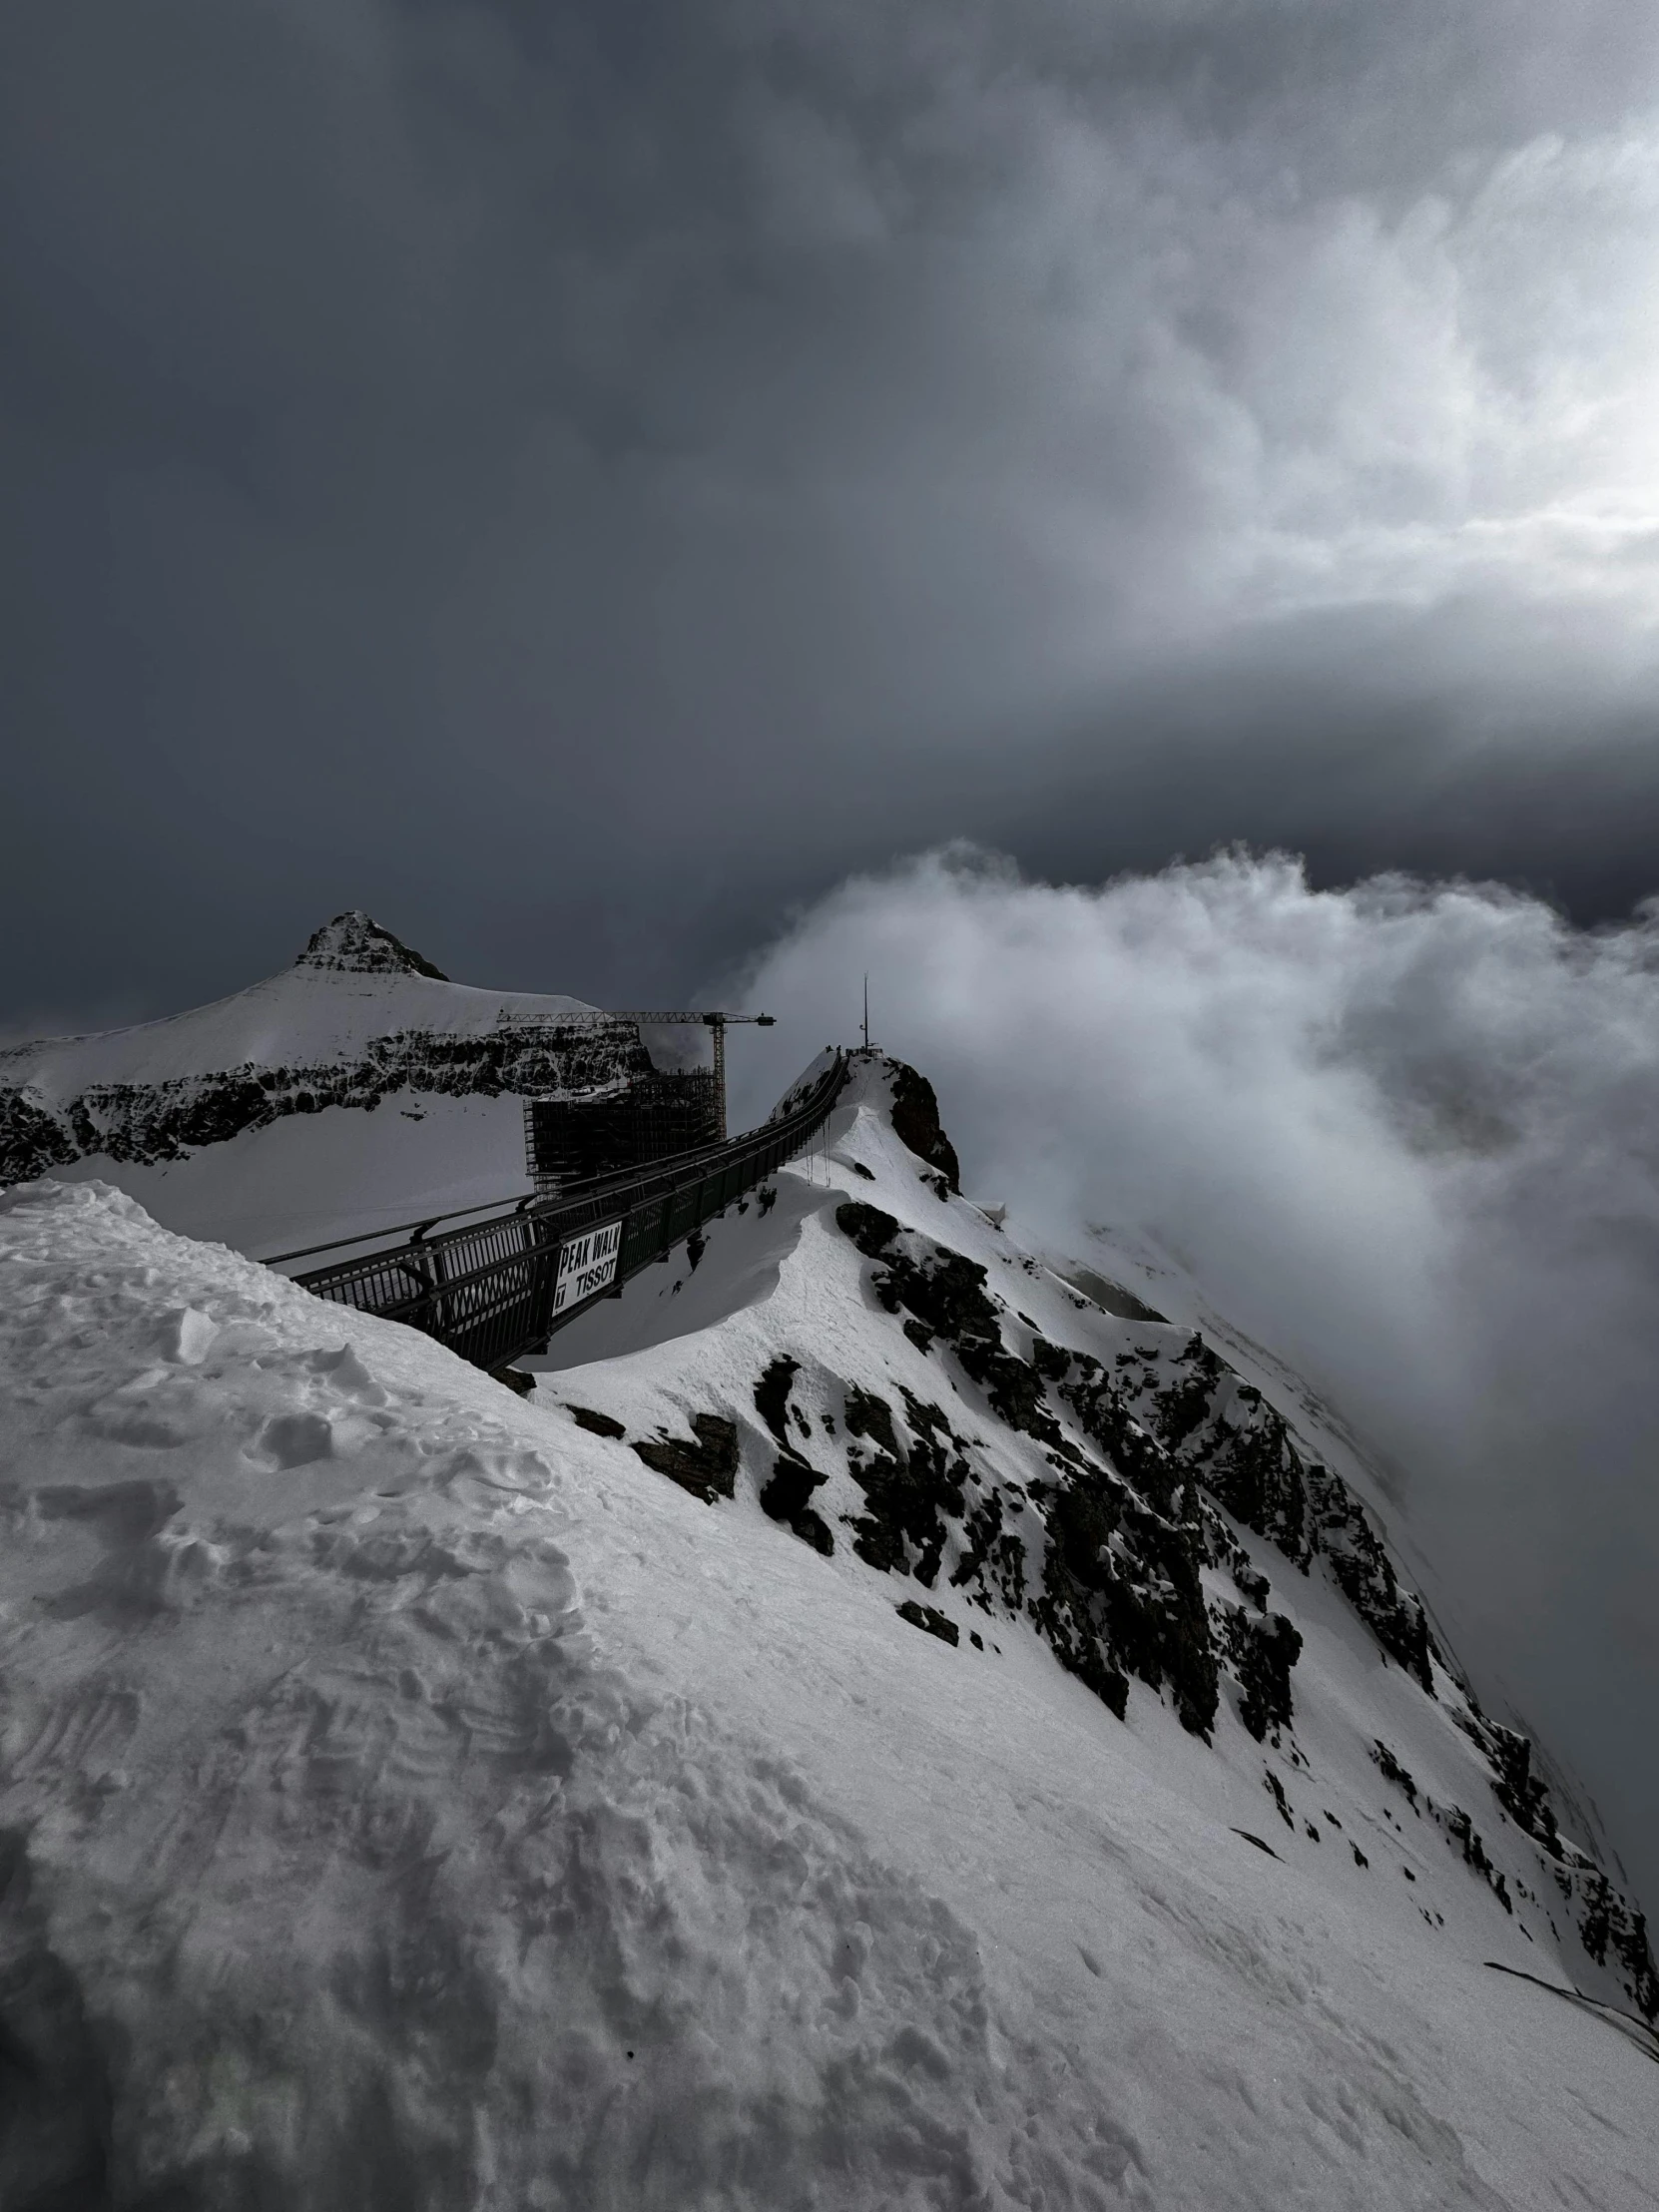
[0,914,642,1254]
[1,1054,1655,2208]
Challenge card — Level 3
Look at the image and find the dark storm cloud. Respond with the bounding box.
[6,0,1659,1024]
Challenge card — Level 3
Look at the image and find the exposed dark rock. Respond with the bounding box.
[843,1384,902,1460]
[0,1090,76,1184]
[294,910,449,978]
[1468,1718,1562,1858]
[1094,1497,1216,1736]
[566,1404,626,1440]
[759,1455,834,1555]
[1372,1740,1421,1813]
[949,1491,1028,1613]
[629,1074,1650,2011]
[1263,1770,1295,1829]
[1101,1337,1441,1694]
[752,1354,805,1441]
[1233,1561,1270,1609]
[1439,1805,1512,1913]
[1151,1336,1227,1450]
[631,1414,740,1504]
[896,1599,959,1646]
[2,1019,646,1184]
[1215,1604,1304,1742]
[835,1204,1065,1446]
[1057,1357,1182,1518]
[836,1210,1231,1735]
[751,1359,833,1550]
[840,1386,968,1585]
[1574,1873,1659,2018]
[884,1060,960,1191]
[835,1203,997,1359]
[1307,1463,1435,1692]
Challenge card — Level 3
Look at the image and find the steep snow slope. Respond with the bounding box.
[0,913,642,1252]
[2,1064,1656,2208]
[536,1061,1658,2027]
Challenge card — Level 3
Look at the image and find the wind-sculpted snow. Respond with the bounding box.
[0,1184,1061,2207]
[3,1064,1659,2204]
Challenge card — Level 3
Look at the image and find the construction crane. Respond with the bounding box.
[613,1012,775,1140]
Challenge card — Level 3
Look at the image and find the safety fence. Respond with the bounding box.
[269,1053,849,1375]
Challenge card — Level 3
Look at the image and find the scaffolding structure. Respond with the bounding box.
[521,1009,774,1193]
[524,1068,722,1192]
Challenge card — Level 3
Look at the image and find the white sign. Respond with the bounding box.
[552,1219,622,1315]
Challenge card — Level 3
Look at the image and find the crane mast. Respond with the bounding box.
[612,1011,775,1140]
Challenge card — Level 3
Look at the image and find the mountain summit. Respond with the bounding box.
[293,910,450,979]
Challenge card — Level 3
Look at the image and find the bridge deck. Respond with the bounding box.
[270,1054,849,1376]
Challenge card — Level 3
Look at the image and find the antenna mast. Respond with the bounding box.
[861,973,869,1051]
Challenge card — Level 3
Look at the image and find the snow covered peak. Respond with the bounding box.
[0,926,633,1245]
[292,910,449,978]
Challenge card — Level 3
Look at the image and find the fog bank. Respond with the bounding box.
[730,849,1659,1904]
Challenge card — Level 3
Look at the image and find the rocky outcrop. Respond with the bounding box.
[1,1023,646,1184]
[883,1060,961,1193]
[631,1414,741,1504]
[754,1358,834,1554]
[831,1198,1425,1746]
[294,911,450,978]
[820,1197,1659,2019]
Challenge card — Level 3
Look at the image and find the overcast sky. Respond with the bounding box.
[6,0,1659,1025]
[8,1,1659,1901]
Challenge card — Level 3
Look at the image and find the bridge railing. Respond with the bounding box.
[273,1052,849,1374]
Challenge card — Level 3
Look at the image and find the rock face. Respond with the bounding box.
[883,1060,961,1192]
[0,915,644,1186]
[0,1028,647,1184]
[293,910,450,978]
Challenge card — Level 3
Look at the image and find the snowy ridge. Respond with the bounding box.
[0,914,642,1232]
[538,1058,1656,2028]
[1,1060,1656,2205]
